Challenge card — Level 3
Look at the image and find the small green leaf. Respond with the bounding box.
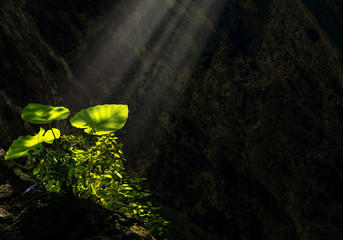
[42,175,49,181]
[33,166,41,175]
[116,172,123,178]
[90,184,96,195]
[122,186,133,190]
[21,103,70,124]
[70,104,128,135]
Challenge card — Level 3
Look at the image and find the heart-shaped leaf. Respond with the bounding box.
[70,104,128,135]
[5,128,61,160]
[21,103,70,124]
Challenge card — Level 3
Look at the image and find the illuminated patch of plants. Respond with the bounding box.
[5,103,168,236]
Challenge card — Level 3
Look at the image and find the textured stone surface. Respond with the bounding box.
[1,0,343,239]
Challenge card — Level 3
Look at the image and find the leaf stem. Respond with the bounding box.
[48,122,60,150]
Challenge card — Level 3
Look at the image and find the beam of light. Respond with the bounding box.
[78,0,225,101]
[119,0,227,112]
[75,0,227,106]
[78,0,170,98]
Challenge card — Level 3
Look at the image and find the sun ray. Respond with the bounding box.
[74,0,227,107]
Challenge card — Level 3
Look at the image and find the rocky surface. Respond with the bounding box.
[1,0,343,239]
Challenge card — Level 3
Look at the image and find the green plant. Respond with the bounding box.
[4,103,168,236]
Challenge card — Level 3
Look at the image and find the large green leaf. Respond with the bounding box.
[5,128,61,160]
[70,104,128,135]
[21,103,70,124]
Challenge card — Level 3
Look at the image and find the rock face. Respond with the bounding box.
[1,0,343,239]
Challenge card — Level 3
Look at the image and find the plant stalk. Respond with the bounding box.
[48,122,60,150]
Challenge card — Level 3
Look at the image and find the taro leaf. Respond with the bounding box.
[21,103,70,124]
[70,104,128,135]
[5,128,61,160]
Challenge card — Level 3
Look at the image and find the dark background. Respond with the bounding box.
[1,0,343,239]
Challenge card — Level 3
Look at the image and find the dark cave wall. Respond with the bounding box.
[146,1,343,239]
[0,0,93,144]
[1,0,343,239]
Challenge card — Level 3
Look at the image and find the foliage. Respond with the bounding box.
[70,104,128,135]
[4,103,168,237]
[5,128,60,160]
[21,103,70,124]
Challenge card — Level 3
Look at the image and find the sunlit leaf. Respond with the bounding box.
[21,103,70,124]
[5,128,60,160]
[43,128,61,143]
[116,172,123,178]
[70,104,128,135]
[90,184,96,195]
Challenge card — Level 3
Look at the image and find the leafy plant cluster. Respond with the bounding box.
[4,103,168,236]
